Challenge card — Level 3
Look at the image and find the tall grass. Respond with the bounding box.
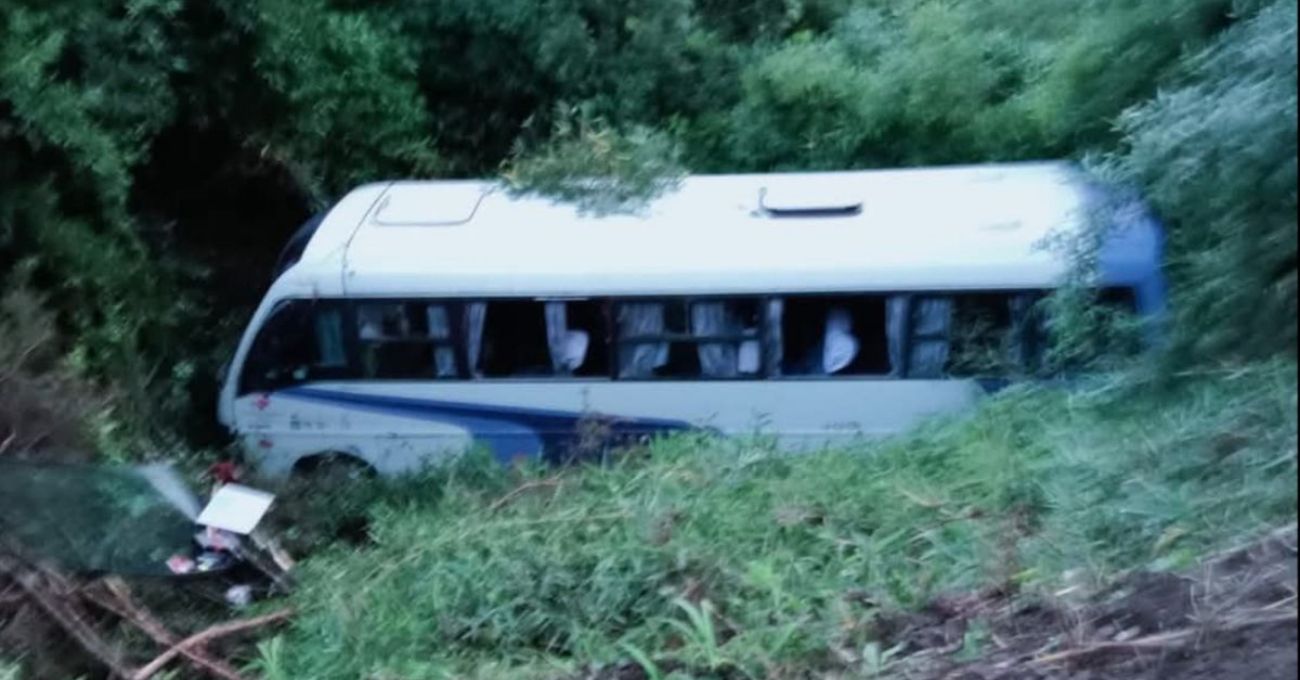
[256,362,1297,678]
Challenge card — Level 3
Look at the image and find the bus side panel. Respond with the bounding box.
[233,379,985,475]
[233,390,476,476]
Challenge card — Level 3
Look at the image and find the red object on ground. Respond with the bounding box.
[208,461,241,484]
[166,554,196,575]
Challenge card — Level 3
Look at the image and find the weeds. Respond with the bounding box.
[255,362,1296,678]
[0,284,104,461]
[859,640,906,677]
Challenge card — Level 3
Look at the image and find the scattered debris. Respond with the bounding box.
[131,608,295,680]
[196,484,276,536]
[165,555,195,576]
[223,585,254,609]
[0,548,136,679]
[0,463,296,679]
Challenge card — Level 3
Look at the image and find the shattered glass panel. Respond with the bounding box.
[0,461,196,576]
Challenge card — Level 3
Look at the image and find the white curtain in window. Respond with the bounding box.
[426,304,458,377]
[822,308,859,374]
[691,301,740,377]
[616,302,668,378]
[887,296,952,378]
[544,302,590,374]
[544,302,569,374]
[463,302,488,377]
[357,304,383,341]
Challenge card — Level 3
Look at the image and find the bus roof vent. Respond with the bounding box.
[372,184,492,227]
[757,186,863,218]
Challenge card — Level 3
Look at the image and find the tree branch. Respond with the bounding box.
[132,608,294,680]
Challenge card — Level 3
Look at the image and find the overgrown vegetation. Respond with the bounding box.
[502,107,686,216]
[1097,0,1298,363]
[2,0,1297,677]
[1,0,1295,446]
[0,282,101,461]
[253,363,1296,678]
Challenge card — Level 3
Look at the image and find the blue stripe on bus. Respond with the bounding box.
[277,387,692,463]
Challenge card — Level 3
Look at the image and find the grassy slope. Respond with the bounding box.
[254,363,1297,679]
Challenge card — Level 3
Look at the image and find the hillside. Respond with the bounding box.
[1,0,1296,677]
[248,364,1297,678]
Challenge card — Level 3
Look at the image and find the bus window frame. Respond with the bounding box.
[352,299,468,381]
[232,287,1134,391]
[608,296,770,382]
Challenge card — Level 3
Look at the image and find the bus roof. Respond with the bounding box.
[282,161,1158,298]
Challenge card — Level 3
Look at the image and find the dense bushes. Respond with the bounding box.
[1,0,1295,447]
[1099,1,1298,363]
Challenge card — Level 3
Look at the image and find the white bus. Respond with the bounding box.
[217,162,1165,476]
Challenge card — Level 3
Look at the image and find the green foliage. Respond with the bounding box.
[225,0,440,200]
[503,107,686,215]
[0,279,104,458]
[1004,0,1234,151]
[695,0,848,42]
[0,0,1293,450]
[714,0,1235,171]
[0,1,178,221]
[724,35,879,170]
[2,1,1295,675]
[1040,288,1144,374]
[1098,0,1297,363]
[1,0,440,446]
[370,0,735,172]
[262,364,1296,678]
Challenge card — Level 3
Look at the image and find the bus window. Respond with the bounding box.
[691,299,762,378]
[542,300,609,377]
[885,296,953,379]
[356,301,458,379]
[614,299,762,379]
[615,301,680,378]
[948,294,1017,377]
[1019,287,1140,375]
[1099,287,1138,314]
[477,301,554,377]
[781,296,890,376]
[239,300,349,394]
[947,292,1048,377]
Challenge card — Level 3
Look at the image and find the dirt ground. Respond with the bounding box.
[874,524,1299,680]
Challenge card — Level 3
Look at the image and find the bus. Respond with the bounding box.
[217,162,1165,476]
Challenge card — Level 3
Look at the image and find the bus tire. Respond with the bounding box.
[290,452,377,483]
